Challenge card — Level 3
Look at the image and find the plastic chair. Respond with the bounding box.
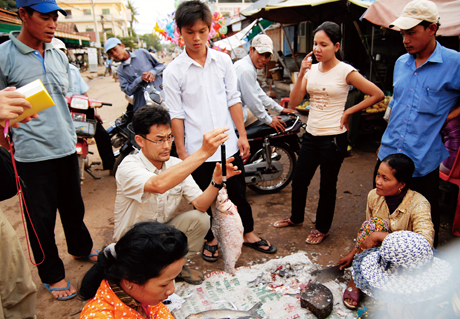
[439,147,460,236]
[280,97,290,109]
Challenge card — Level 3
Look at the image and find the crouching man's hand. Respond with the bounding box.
[212,157,241,184]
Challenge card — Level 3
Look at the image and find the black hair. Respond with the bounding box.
[132,105,171,136]
[313,21,342,45]
[78,222,188,301]
[18,6,35,22]
[381,153,415,185]
[418,20,441,35]
[175,0,212,30]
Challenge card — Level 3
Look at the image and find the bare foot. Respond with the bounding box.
[244,231,271,251]
[46,279,77,300]
[203,238,219,257]
[344,278,360,307]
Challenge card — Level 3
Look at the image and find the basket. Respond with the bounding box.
[74,119,97,137]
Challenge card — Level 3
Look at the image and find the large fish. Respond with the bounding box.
[185,302,263,319]
[212,187,244,275]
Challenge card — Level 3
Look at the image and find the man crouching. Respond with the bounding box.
[113,105,240,285]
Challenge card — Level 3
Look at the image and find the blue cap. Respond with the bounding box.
[16,0,67,16]
[104,37,122,52]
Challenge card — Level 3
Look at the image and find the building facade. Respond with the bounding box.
[57,0,130,45]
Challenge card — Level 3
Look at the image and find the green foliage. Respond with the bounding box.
[126,0,139,36]
[139,33,162,52]
[0,0,16,10]
[119,36,137,50]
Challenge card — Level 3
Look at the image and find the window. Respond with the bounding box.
[65,10,72,18]
[83,9,91,15]
[104,28,112,32]
[86,28,94,31]
[102,9,110,15]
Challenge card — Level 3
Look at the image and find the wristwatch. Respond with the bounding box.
[211,180,223,189]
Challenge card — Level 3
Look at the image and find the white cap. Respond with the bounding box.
[51,38,66,50]
[390,0,439,30]
[251,34,273,55]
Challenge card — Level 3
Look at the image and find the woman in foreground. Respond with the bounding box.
[79,222,188,319]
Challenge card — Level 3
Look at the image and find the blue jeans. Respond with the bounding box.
[290,131,347,233]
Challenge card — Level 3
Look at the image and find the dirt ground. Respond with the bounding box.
[1,70,459,318]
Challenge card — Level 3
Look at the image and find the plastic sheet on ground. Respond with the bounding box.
[172,252,360,319]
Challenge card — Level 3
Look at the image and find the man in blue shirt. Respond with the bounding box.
[0,0,98,301]
[104,37,164,113]
[377,0,460,246]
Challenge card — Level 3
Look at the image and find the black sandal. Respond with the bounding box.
[202,243,219,262]
[243,238,277,254]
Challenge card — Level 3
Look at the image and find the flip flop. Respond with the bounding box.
[73,249,100,264]
[176,266,204,285]
[243,238,277,254]
[44,281,77,301]
[202,243,218,263]
[306,229,329,245]
[343,286,361,310]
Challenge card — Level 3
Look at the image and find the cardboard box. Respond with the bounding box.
[265,61,277,78]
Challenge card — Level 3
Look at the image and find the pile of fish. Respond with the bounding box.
[211,187,244,275]
[185,302,263,319]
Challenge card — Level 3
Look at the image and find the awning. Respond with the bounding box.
[214,20,258,51]
[54,31,91,47]
[242,0,372,24]
[0,22,21,34]
[362,0,460,36]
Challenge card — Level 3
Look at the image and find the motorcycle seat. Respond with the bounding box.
[245,114,297,139]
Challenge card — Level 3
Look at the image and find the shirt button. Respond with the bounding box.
[411,89,414,91]
[401,135,403,137]
[408,105,410,107]
[414,72,417,75]
[399,149,402,151]
[404,120,407,123]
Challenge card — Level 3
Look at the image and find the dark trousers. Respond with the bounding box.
[94,121,115,170]
[373,160,440,247]
[290,132,348,233]
[16,153,93,284]
[191,152,254,241]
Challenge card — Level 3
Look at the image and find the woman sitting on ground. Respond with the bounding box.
[79,222,188,319]
[337,153,434,310]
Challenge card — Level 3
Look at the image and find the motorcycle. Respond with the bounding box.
[244,113,304,194]
[66,94,112,183]
[109,70,165,174]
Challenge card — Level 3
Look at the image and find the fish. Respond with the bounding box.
[185,302,263,319]
[212,187,244,275]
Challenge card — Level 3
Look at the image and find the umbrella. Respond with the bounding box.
[362,0,460,36]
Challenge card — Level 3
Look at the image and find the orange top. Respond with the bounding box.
[80,280,174,319]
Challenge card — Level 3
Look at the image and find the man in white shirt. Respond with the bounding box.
[113,106,239,285]
[235,34,295,132]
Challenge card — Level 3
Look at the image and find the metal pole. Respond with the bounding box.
[282,26,299,71]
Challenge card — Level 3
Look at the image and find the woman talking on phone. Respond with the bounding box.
[274,21,384,244]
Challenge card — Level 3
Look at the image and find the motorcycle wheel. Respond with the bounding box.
[247,142,296,194]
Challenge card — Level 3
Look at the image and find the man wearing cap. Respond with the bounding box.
[104,37,164,113]
[234,34,294,132]
[0,0,98,301]
[376,0,460,246]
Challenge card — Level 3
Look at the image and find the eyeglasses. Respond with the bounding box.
[141,134,175,146]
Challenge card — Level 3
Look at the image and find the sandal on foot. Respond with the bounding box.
[202,243,218,263]
[243,238,277,254]
[343,286,361,310]
[306,229,329,245]
[73,249,100,264]
[274,218,302,228]
[176,266,204,285]
[44,281,77,301]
